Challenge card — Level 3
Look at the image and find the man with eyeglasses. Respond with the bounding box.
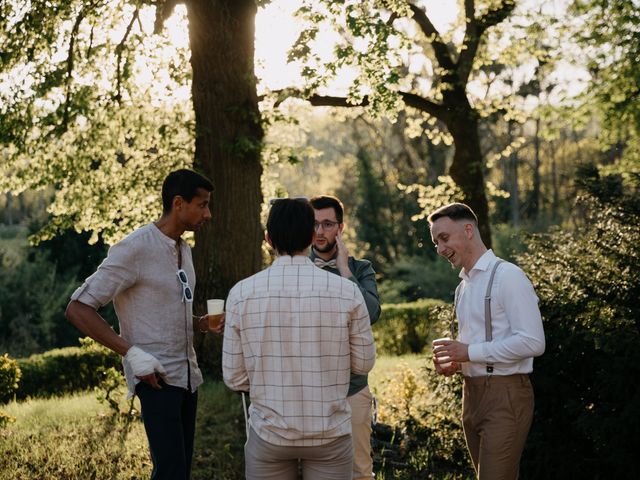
[223,198,376,480]
[65,169,217,480]
[309,195,381,480]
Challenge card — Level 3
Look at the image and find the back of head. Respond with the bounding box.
[162,169,214,213]
[309,195,344,223]
[267,198,315,256]
[428,202,478,225]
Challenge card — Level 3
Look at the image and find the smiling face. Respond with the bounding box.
[430,216,475,271]
[176,187,212,232]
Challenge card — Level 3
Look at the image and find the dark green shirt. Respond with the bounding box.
[310,249,381,396]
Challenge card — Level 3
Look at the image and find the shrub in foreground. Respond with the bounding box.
[16,338,120,399]
[0,353,21,404]
[374,299,448,356]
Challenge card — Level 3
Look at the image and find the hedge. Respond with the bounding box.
[374,299,450,356]
[16,338,121,400]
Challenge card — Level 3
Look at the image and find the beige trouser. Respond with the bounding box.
[245,427,353,480]
[348,385,374,480]
[462,374,534,480]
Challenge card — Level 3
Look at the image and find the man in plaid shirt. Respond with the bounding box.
[223,198,376,480]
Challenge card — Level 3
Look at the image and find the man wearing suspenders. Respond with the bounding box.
[428,203,545,479]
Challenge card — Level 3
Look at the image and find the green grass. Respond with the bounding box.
[1,393,150,479]
[0,355,431,479]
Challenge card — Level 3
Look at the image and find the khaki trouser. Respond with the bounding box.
[348,385,374,479]
[245,427,352,480]
[462,374,534,480]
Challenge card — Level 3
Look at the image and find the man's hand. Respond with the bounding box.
[335,231,351,277]
[199,314,225,335]
[124,346,166,389]
[433,358,461,376]
[433,339,470,365]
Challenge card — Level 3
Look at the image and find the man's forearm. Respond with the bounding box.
[65,300,130,356]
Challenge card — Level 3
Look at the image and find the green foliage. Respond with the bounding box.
[0,353,21,404]
[370,349,472,479]
[94,366,133,418]
[378,256,460,304]
[0,410,16,428]
[0,224,116,356]
[16,337,121,400]
[572,0,640,160]
[517,172,640,478]
[374,300,448,355]
[0,249,79,357]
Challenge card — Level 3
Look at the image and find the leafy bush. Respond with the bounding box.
[374,299,448,355]
[0,225,115,357]
[16,338,121,399]
[518,185,640,478]
[0,353,21,404]
[378,256,460,303]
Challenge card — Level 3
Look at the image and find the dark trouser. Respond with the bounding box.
[136,381,198,480]
[462,374,534,480]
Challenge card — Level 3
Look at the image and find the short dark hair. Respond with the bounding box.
[267,198,315,256]
[427,202,478,225]
[162,169,214,213]
[309,195,344,223]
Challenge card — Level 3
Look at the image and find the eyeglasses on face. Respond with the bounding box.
[268,196,308,205]
[176,269,193,303]
[314,220,339,231]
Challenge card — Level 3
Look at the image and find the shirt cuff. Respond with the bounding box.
[467,343,485,363]
[70,285,102,310]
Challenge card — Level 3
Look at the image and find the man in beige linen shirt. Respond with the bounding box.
[223,198,376,480]
[65,169,219,480]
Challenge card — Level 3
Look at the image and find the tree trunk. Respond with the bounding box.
[508,120,520,227]
[445,96,492,248]
[186,0,264,375]
[531,117,541,219]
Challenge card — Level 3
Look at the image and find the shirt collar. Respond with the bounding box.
[273,255,314,266]
[150,222,180,247]
[459,249,496,280]
[309,247,337,262]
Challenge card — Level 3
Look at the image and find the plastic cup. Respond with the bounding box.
[433,336,452,369]
[206,299,224,330]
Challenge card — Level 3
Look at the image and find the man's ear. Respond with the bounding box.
[264,231,273,248]
[339,223,345,234]
[464,222,474,239]
[172,195,184,212]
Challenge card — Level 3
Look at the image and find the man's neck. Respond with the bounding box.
[462,245,488,274]
[154,215,184,241]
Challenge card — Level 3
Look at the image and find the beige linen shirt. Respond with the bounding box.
[222,255,376,447]
[70,223,203,397]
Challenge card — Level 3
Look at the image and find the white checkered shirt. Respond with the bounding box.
[222,255,376,446]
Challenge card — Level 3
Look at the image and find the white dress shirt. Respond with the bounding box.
[456,250,545,377]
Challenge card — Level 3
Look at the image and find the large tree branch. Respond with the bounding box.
[63,10,86,131]
[458,0,515,87]
[114,9,139,103]
[407,3,455,72]
[266,88,446,120]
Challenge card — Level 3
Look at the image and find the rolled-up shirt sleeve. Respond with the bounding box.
[70,240,139,309]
